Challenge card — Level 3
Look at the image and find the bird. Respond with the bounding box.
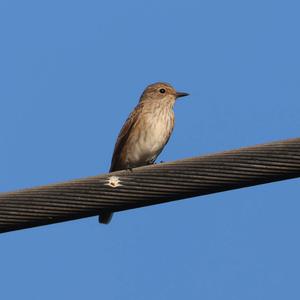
[99,82,189,224]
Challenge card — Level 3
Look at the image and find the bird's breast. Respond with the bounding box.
[126,107,174,166]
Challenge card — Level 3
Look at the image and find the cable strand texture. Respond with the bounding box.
[0,138,300,233]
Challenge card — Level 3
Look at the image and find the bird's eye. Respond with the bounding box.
[159,88,166,94]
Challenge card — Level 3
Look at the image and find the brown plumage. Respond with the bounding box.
[99,82,189,224]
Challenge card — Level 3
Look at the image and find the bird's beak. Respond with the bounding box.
[176,92,189,99]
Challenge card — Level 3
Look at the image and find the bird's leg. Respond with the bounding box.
[125,162,133,172]
[149,159,165,165]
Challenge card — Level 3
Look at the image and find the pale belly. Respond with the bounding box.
[125,112,174,167]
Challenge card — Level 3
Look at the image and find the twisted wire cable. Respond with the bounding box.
[1,137,300,233]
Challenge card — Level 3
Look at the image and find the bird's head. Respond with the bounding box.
[139,82,189,104]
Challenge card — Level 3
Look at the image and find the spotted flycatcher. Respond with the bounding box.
[99,82,189,224]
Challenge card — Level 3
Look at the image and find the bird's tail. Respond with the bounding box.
[98,212,113,224]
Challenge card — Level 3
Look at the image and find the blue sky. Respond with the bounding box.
[1,0,300,299]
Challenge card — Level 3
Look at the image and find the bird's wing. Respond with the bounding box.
[109,104,141,172]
